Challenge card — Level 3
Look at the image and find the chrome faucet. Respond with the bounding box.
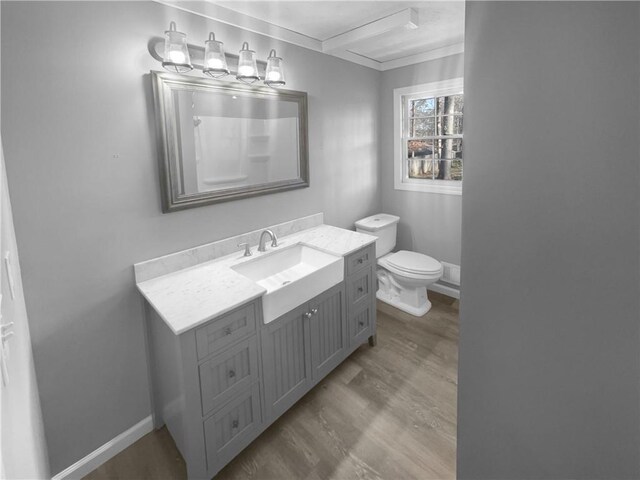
[258,229,278,252]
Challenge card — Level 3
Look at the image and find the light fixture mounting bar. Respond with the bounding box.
[322,8,419,53]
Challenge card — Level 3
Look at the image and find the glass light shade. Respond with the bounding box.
[162,22,192,73]
[264,49,285,87]
[236,42,260,83]
[203,32,229,78]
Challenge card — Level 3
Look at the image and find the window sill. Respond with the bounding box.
[394,180,462,196]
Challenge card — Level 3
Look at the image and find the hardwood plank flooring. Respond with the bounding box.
[84,293,458,480]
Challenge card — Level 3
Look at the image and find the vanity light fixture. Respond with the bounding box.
[203,32,229,78]
[162,22,193,73]
[236,42,260,84]
[157,25,288,86]
[264,49,286,87]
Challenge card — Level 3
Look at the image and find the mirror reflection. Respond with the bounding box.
[176,90,300,194]
[152,71,309,212]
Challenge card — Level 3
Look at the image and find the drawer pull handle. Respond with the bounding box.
[357,258,364,264]
[231,419,239,429]
[311,308,318,315]
[303,312,313,319]
[224,327,232,336]
[358,321,365,327]
[357,287,364,293]
[228,370,236,378]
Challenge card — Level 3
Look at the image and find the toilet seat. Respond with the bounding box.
[379,251,443,280]
[385,250,442,273]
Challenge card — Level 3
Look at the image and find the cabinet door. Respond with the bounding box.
[310,283,347,382]
[260,303,312,422]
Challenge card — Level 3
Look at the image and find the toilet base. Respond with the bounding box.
[376,289,432,317]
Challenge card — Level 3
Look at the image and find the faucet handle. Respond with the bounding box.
[238,242,252,257]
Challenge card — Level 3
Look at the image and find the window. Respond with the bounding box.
[394,79,463,195]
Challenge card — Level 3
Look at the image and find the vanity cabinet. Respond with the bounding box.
[198,336,259,416]
[203,382,262,474]
[144,244,376,480]
[261,283,347,423]
[261,302,312,421]
[146,299,264,480]
[345,244,377,347]
[194,303,257,360]
[309,284,348,381]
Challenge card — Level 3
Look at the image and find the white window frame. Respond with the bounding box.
[393,78,464,195]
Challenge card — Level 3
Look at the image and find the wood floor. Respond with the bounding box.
[84,293,458,480]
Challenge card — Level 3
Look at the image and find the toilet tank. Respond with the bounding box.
[355,214,400,258]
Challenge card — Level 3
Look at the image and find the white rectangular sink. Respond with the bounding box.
[231,243,344,324]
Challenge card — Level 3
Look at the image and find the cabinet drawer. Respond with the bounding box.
[350,303,373,347]
[204,383,261,473]
[196,302,257,360]
[199,336,259,415]
[347,267,373,307]
[345,244,375,276]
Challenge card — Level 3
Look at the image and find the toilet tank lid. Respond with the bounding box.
[355,214,400,232]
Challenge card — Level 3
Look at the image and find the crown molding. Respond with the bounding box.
[327,50,382,71]
[379,42,465,71]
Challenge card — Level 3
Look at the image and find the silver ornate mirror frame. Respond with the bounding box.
[151,71,309,213]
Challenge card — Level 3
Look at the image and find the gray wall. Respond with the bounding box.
[379,53,464,266]
[458,2,640,478]
[1,1,380,473]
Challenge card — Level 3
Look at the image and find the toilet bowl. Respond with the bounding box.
[377,250,442,316]
[355,214,443,316]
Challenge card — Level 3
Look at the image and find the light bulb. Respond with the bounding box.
[266,71,281,82]
[168,50,186,65]
[206,58,224,69]
[238,65,255,77]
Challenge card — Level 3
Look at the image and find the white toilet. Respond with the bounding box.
[355,213,443,316]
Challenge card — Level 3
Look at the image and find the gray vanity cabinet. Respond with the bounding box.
[261,283,346,423]
[261,302,313,421]
[309,283,348,381]
[144,244,376,480]
[203,382,262,474]
[198,336,259,415]
[345,244,377,347]
[145,299,264,480]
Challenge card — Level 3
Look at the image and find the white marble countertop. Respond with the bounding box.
[136,224,376,335]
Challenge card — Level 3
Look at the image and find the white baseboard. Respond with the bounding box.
[429,281,460,299]
[52,415,153,480]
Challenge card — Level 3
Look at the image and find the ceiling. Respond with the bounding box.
[215,1,465,65]
[165,1,465,71]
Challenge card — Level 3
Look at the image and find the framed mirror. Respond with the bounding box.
[151,71,309,212]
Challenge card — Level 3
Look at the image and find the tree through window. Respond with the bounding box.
[405,93,463,181]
